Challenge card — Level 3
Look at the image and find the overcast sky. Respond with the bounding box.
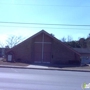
[0,0,90,45]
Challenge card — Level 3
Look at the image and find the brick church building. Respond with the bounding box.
[6,30,80,64]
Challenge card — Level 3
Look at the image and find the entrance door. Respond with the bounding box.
[8,55,12,61]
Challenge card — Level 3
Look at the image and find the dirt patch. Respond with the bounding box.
[0,58,29,66]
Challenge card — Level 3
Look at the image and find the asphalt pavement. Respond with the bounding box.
[0,68,89,90]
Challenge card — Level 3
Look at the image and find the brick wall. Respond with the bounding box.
[52,39,80,64]
[10,38,33,63]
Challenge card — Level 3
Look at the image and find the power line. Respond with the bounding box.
[0,25,90,30]
[0,3,90,7]
[0,21,90,27]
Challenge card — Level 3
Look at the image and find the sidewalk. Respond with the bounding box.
[0,63,90,72]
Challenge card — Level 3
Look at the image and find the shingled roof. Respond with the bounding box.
[73,48,90,54]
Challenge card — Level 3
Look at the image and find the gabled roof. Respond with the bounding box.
[73,48,90,54]
[7,30,80,56]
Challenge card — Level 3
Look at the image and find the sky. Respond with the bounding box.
[0,0,90,46]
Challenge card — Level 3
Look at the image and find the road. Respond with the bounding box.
[0,68,89,90]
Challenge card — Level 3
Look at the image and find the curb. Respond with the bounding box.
[0,65,90,72]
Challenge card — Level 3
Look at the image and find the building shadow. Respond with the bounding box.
[28,63,84,68]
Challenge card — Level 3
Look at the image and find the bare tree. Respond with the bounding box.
[78,38,86,48]
[0,42,5,48]
[87,33,90,38]
[6,35,24,48]
[67,35,73,42]
[61,37,66,42]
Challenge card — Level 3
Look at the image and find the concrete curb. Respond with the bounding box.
[0,65,90,72]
